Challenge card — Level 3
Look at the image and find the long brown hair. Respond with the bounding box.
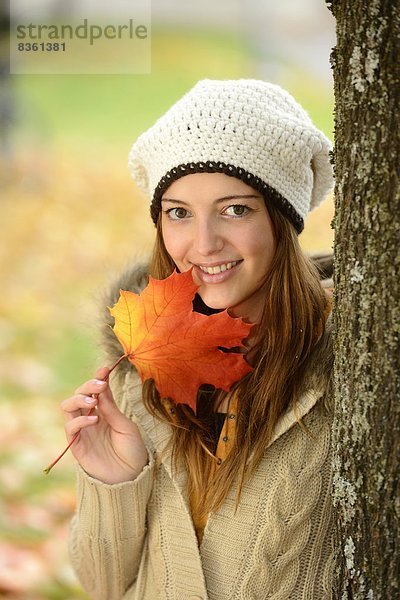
[143,199,328,522]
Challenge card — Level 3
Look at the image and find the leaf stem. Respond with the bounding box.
[43,354,128,474]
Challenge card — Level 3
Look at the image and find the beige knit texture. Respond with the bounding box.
[69,369,334,599]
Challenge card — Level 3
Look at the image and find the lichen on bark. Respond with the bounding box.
[326,0,400,598]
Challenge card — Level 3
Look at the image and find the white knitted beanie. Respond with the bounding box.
[128,79,334,233]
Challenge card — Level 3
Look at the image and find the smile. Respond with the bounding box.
[197,261,240,275]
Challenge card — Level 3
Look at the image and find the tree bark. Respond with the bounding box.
[326,1,400,597]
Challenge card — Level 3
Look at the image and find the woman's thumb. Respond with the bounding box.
[95,365,110,381]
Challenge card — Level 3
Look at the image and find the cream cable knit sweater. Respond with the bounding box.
[69,266,335,600]
[69,373,335,599]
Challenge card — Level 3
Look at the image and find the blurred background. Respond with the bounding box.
[1,1,335,598]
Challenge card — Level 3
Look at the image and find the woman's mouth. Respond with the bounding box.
[193,260,242,283]
[198,260,240,274]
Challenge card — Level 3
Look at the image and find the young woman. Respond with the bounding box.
[63,79,335,599]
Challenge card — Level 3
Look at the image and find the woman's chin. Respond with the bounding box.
[196,288,226,307]
[199,291,260,322]
[199,295,227,311]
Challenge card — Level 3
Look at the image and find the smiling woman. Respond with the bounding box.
[160,173,276,322]
[64,79,335,599]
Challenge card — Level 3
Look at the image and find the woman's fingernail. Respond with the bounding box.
[94,380,105,386]
[85,396,96,403]
[88,415,98,421]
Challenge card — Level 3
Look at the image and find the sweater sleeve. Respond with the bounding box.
[68,454,155,600]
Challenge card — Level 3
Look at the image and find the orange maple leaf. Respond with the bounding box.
[109,269,254,413]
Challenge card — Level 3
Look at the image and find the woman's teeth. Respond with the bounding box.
[198,261,239,275]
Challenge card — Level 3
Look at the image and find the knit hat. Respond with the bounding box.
[128,79,334,233]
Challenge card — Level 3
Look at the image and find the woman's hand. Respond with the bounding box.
[61,366,148,484]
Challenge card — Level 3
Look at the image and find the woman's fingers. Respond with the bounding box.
[90,366,128,428]
[65,414,98,440]
[94,366,110,381]
[74,378,109,398]
[61,394,97,420]
[62,366,124,427]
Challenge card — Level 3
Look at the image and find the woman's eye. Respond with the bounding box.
[223,204,250,217]
[166,207,189,220]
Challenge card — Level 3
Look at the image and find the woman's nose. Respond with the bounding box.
[193,220,224,256]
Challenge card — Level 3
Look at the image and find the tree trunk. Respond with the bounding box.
[326,1,400,598]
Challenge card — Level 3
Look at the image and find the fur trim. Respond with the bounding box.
[99,262,149,388]
[300,310,333,412]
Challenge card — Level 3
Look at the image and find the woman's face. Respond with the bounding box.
[161,172,276,322]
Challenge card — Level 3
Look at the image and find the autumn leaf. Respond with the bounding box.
[43,269,253,474]
[109,269,253,413]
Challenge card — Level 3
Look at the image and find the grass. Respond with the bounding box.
[12,27,252,149]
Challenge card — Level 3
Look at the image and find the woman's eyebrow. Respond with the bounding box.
[161,194,263,204]
[161,198,189,205]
